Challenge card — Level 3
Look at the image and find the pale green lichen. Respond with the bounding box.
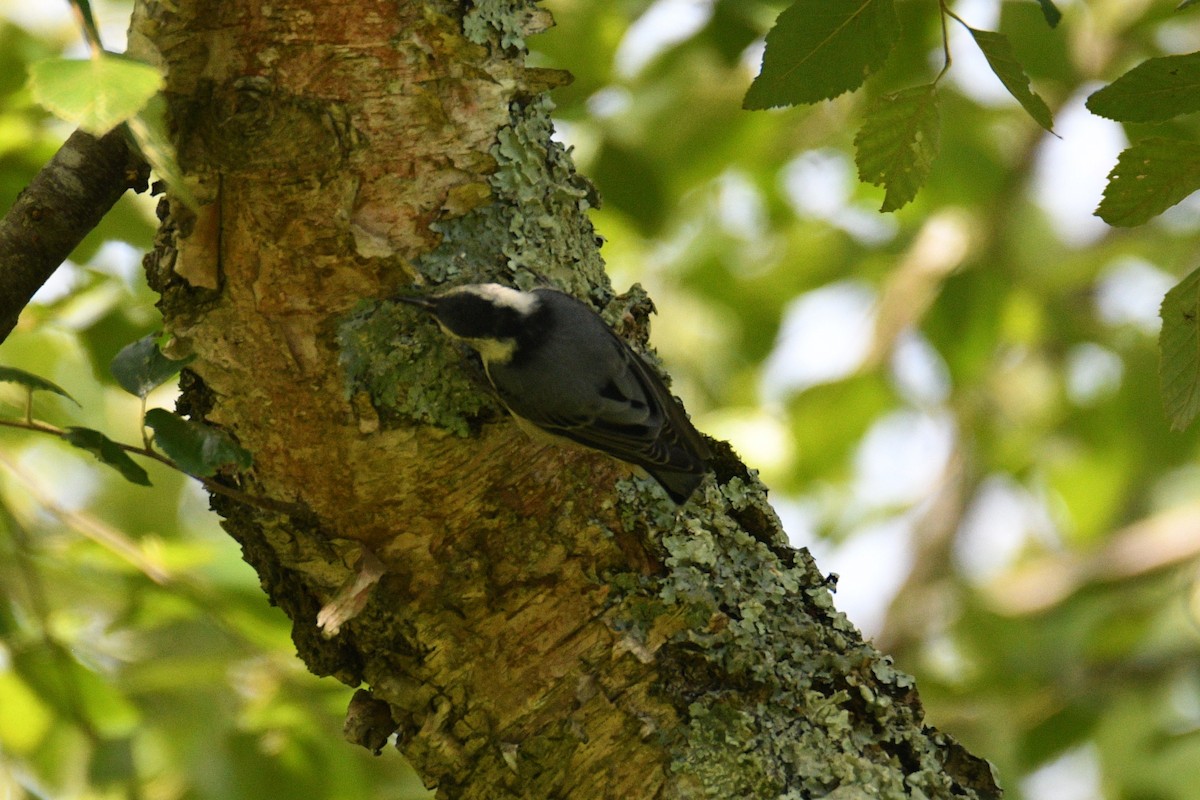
[337,300,492,435]
[462,0,532,50]
[419,93,605,301]
[610,476,997,799]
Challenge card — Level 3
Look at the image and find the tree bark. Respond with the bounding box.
[0,128,146,343]
[131,0,1002,797]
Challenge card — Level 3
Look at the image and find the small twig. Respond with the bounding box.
[140,395,152,450]
[0,416,65,438]
[939,0,969,28]
[194,474,302,516]
[67,0,104,55]
[0,415,302,517]
[935,0,955,84]
[0,451,171,584]
[0,128,148,344]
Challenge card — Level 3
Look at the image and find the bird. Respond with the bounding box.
[397,283,711,503]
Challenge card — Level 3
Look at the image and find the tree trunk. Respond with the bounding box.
[130,0,1001,797]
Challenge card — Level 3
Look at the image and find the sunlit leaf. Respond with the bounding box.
[743,0,898,109]
[1086,52,1200,122]
[854,84,940,212]
[145,408,251,477]
[0,366,76,404]
[126,95,199,210]
[1160,265,1200,431]
[27,53,163,135]
[110,334,195,398]
[0,672,53,753]
[967,27,1055,132]
[1095,137,1200,226]
[62,427,151,486]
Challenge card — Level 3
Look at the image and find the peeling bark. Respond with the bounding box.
[132,0,1002,797]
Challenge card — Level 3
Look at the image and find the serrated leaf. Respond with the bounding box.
[854,84,941,212]
[28,53,163,135]
[62,427,151,486]
[0,366,77,404]
[1035,0,1062,27]
[110,335,195,398]
[967,27,1055,132]
[1159,266,1200,431]
[1095,138,1200,226]
[743,0,898,109]
[1085,52,1200,123]
[145,409,251,477]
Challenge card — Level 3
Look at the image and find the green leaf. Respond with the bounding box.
[110,335,195,398]
[1035,0,1062,27]
[12,645,140,735]
[1180,0,1199,9]
[89,736,137,787]
[1159,266,1200,431]
[0,366,77,404]
[967,27,1055,132]
[854,84,941,212]
[27,53,163,135]
[1095,138,1200,226]
[145,409,252,477]
[743,0,898,109]
[126,95,199,210]
[1085,52,1200,123]
[62,427,151,486]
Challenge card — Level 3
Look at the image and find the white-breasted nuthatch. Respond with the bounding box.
[397,283,711,503]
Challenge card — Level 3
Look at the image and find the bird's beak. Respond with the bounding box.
[395,294,437,312]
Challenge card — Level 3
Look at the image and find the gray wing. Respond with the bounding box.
[491,326,710,496]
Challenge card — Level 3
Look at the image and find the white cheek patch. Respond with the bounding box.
[471,283,539,315]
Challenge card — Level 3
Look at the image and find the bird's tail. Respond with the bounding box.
[647,466,706,504]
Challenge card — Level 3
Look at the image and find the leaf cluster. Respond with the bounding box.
[0,335,249,486]
[745,0,1059,211]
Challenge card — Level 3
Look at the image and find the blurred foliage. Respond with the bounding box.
[2,1,1200,799]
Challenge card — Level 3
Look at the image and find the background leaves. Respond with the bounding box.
[965,26,1054,133]
[1086,52,1200,123]
[0,366,76,403]
[1159,265,1200,431]
[743,0,898,109]
[1095,138,1200,226]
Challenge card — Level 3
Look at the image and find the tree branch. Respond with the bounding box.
[0,127,148,343]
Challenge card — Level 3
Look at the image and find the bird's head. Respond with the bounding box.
[397,283,542,364]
